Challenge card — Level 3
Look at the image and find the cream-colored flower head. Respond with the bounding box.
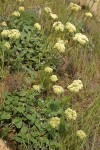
[1,21,7,27]
[53,85,64,94]
[85,12,93,18]
[34,23,41,30]
[50,13,58,19]
[76,130,86,140]
[44,7,52,13]
[54,40,65,53]
[18,6,25,12]
[12,11,20,17]
[69,3,81,11]
[44,67,53,73]
[67,79,83,93]
[49,117,60,128]
[65,22,76,33]
[1,30,10,38]
[57,39,65,44]
[33,85,41,92]
[17,0,24,2]
[8,29,21,39]
[4,42,11,49]
[50,75,58,82]
[65,108,77,120]
[73,33,89,45]
[53,21,64,32]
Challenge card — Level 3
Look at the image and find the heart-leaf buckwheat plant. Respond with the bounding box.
[0,0,94,149]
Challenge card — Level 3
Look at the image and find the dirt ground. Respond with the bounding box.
[0,140,12,150]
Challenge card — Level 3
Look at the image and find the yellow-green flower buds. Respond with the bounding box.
[34,23,41,30]
[12,11,20,17]
[53,85,64,94]
[44,67,53,73]
[49,117,60,128]
[50,75,58,82]
[76,130,86,140]
[65,108,77,120]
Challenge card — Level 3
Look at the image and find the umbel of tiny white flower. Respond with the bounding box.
[85,12,93,18]
[53,85,64,94]
[69,3,81,11]
[1,29,21,40]
[53,21,64,32]
[44,67,53,73]
[12,11,20,17]
[4,42,11,49]
[44,7,52,13]
[73,33,89,45]
[1,21,7,27]
[34,23,41,30]
[8,29,21,39]
[50,13,58,20]
[49,117,60,128]
[16,0,24,2]
[67,80,83,93]
[33,85,41,92]
[76,130,86,140]
[50,75,58,82]
[18,6,25,12]
[65,22,76,33]
[54,39,65,53]
[65,108,77,120]
[1,30,10,38]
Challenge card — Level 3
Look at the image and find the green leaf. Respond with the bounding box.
[26,114,36,123]
[31,131,40,137]
[14,136,22,143]
[35,120,42,130]
[20,126,28,133]
[1,112,11,120]
[26,106,30,113]
[0,126,9,138]
[16,106,25,113]
[12,118,22,129]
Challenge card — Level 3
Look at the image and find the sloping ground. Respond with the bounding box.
[0,140,12,150]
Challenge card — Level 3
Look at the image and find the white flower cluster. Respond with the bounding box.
[53,21,64,32]
[44,7,58,20]
[50,75,58,82]
[34,23,41,30]
[1,21,7,27]
[4,42,11,49]
[85,12,93,18]
[54,39,65,53]
[65,22,76,33]
[1,29,21,40]
[12,11,20,17]
[67,80,83,93]
[44,67,53,73]
[65,108,77,120]
[73,33,89,45]
[76,130,86,140]
[50,13,58,20]
[1,30,10,38]
[17,0,24,2]
[8,29,21,39]
[18,6,25,12]
[53,85,64,94]
[33,85,41,92]
[49,117,60,128]
[44,7,52,14]
[69,3,81,11]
